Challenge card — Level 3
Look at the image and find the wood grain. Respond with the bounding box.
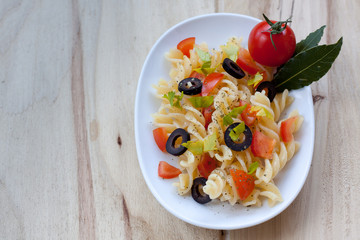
[0,0,359,239]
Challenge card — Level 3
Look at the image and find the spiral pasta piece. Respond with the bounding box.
[203,168,227,199]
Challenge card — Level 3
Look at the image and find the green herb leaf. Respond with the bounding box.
[295,25,326,55]
[181,141,203,155]
[163,91,175,106]
[163,91,183,108]
[274,37,343,92]
[189,96,214,108]
[248,161,259,174]
[222,105,247,126]
[195,47,211,62]
[229,122,245,141]
[203,132,217,152]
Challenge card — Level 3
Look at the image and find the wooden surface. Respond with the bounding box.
[1,0,359,239]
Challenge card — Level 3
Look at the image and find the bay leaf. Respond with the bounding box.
[295,25,326,55]
[274,37,343,92]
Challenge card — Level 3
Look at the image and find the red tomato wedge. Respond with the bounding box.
[230,169,255,200]
[177,37,195,58]
[197,153,217,179]
[236,48,261,75]
[202,105,215,129]
[239,100,257,126]
[189,71,205,81]
[201,72,224,96]
[158,161,181,179]
[153,127,168,152]
[280,116,298,142]
[251,130,276,159]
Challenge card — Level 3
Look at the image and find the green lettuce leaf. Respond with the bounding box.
[247,72,263,86]
[222,42,239,61]
[195,47,211,62]
[181,132,217,155]
[203,132,217,152]
[229,122,245,142]
[250,106,273,121]
[248,161,259,174]
[181,141,203,155]
[223,105,247,126]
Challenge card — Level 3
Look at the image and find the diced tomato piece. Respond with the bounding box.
[158,161,181,179]
[177,37,195,58]
[280,116,298,142]
[197,153,217,179]
[239,100,257,126]
[202,105,215,129]
[153,127,168,152]
[189,71,205,81]
[236,48,260,75]
[230,169,255,200]
[251,130,276,159]
[201,72,224,96]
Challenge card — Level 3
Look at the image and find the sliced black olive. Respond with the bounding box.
[256,81,277,102]
[178,77,202,95]
[165,128,190,156]
[224,123,252,151]
[222,58,245,79]
[191,177,211,204]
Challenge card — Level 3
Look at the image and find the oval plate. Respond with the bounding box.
[134,13,314,230]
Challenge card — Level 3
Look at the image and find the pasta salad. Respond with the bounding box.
[152,36,303,207]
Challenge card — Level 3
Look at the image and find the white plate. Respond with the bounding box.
[134,13,314,230]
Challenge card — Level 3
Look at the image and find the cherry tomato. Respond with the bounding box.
[202,105,215,129]
[239,100,257,126]
[177,37,195,58]
[153,127,168,152]
[251,130,276,159]
[197,153,217,179]
[236,48,260,75]
[248,19,296,67]
[201,72,224,96]
[280,116,298,142]
[230,169,255,200]
[158,161,181,179]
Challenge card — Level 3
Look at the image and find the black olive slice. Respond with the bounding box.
[191,177,211,204]
[165,128,190,156]
[256,81,277,102]
[222,58,245,79]
[224,123,252,151]
[178,77,202,95]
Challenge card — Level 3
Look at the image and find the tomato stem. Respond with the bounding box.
[262,14,292,50]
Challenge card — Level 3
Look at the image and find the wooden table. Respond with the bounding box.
[1,0,359,239]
